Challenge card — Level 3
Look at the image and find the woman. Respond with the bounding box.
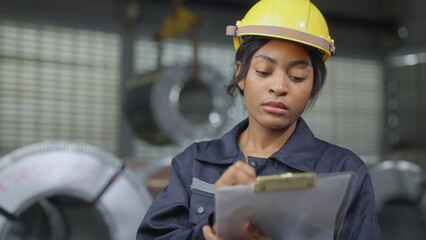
[137,0,381,239]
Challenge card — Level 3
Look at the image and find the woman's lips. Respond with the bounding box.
[262,101,288,115]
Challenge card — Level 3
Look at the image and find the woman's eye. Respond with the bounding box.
[288,67,310,82]
[289,75,306,82]
[255,70,271,77]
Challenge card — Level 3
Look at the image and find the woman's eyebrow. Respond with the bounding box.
[287,60,311,67]
[254,55,311,68]
[254,54,277,64]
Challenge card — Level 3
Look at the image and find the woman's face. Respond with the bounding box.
[237,40,313,131]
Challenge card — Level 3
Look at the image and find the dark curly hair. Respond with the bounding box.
[226,37,327,110]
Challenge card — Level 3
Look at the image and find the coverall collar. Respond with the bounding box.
[195,117,318,172]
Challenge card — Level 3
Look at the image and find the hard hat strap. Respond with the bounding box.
[226,25,335,56]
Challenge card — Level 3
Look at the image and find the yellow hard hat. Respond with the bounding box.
[226,0,335,62]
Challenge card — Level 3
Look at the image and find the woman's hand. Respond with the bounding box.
[202,224,223,240]
[203,220,271,240]
[203,161,261,240]
[243,220,272,240]
[214,161,256,190]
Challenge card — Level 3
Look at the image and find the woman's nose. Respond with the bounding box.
[269,74,288,96]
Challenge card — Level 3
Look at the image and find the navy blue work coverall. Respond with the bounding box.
[137,118,381,239]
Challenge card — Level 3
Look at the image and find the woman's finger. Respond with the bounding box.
[202,225,224,240]
[215,161,256,189]
[235,161,257,178]
[243,220,272,240]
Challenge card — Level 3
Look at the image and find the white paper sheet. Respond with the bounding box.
[215,172,354,240]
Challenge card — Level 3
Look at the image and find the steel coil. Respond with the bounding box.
[0,141,152,240]
[125,63,232,145]
[370,160,426,239]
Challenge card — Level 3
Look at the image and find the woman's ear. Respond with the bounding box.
[235,61,241,77]
[235,61,245,91]
[238,79,245,91]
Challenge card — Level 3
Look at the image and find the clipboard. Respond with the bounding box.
[215,172,355,240]
[254,172,317,192]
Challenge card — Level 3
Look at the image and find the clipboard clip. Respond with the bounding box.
[254,172,317,193]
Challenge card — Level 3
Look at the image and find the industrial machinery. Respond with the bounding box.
[370,160,426,240]
[0,141,152,240]
[125,62,231,145]
[125,2,232,145]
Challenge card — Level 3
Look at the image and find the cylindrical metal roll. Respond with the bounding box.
[370,160,425,212]
[125,63,232,145]
[370,160,426,239]
[0,141,152,240]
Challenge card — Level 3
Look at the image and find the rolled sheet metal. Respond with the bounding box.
[370,160,426,239]
[0,141,152,240]
[125,63,232,145]
[370,160,425,212]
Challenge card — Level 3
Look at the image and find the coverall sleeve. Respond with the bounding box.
[339,164,382,240]
[136,156,211,240]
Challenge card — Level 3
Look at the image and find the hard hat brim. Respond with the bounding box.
[226,25,335,62]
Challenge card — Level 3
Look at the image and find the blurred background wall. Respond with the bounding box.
[0,0,424,165]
